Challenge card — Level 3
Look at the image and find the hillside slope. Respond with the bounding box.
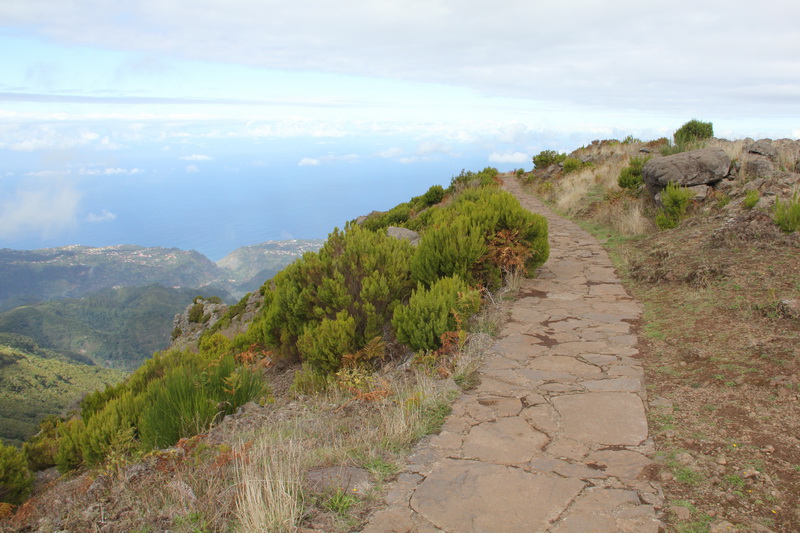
[0,336,124,446]
[0,245,222,311]
[0,285,228,370]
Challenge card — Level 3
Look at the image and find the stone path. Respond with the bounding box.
[361,178,664,533]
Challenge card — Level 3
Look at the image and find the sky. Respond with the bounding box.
[1,0,799,259]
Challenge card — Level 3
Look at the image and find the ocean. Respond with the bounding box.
[1,137,496,260]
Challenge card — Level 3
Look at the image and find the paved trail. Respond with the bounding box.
[362,178,664,532]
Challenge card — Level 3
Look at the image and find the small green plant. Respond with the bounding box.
[622,135,641,144]
[618,155,651,190]
[362,457,398,480]
[724,473,745,488]
[323,488,358,515]
[743,189,760,210]
[532,150,567,169]
[655,182,695,229]
[715,193,731,208]
[174,511,209,533]
[562,157,583,174]
[773,192,800,232]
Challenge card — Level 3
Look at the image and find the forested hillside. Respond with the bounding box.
[0,334,124,446]
[0,285,227,370]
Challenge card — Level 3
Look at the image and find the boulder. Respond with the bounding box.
[642,148,731,198]
[745,139,778,160]
[688,184,711,200]
[386,226,420,245]
[745,157,774,178]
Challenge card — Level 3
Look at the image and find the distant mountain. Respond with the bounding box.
[0,333,125,446]
[0,245,223,312]
[0,240,326,311]
[0,285,227,370]
[216,239,325,295]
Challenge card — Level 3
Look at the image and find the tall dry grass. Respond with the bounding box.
[235,436,305,533]
[595,198,654,236]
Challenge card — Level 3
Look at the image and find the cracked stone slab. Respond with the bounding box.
[462,417,548,464]
[527,355,602,376]
[552,392,648,446]
[584,449,656,481]
[411,460,585,532]
[581,377,642,392]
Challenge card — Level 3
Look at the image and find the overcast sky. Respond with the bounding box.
[1,0,799,250]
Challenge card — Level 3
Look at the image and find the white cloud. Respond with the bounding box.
[3,1,798,119]
[416,141,450,156]
[489,151,530,164]
[0,179,80,239]
[378,147,403,158]
[185,164,199,173]
[77,167,144,176]
[496,123,528,144]
[298,154,358,166]
[179,154,213,161]
[86,209,116,223]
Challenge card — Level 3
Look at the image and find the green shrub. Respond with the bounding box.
[449,187,549,279]
[532,150,567,169]
[0,442,33,505]
[622,135,641,144]
[80,390,143,465]
[297,311,357,374]
[618,156,651,190]
[420,185,445,207]
[562,157,583,174]
[743,189,760,210]
[392,275,481,351]
[22,415,60,471]
[188,302,205,323]
[410,215,487,288]
[54,418,85,473]
[410,187,548,290]
[249,224,414,367]
[773,192,800,232]
[655,182,695,229]
[674,119,713,146]
[449,167,499,190]
[139,348,264,449]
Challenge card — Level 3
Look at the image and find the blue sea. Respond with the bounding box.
[2,137,498,260]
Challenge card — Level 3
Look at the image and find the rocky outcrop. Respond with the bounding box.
[387,226,420,245]
[169,291,265,351]
[170,298,227,349]
[642,148,731,198]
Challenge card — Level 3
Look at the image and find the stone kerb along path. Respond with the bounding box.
[361,177,664,533]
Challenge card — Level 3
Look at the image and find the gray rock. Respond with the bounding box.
[642,148,731,198]
[745,157,774,178]
[688,184,711,200]
[386,226,420,245]
[305,466,373,495]
[746,139,778,160]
